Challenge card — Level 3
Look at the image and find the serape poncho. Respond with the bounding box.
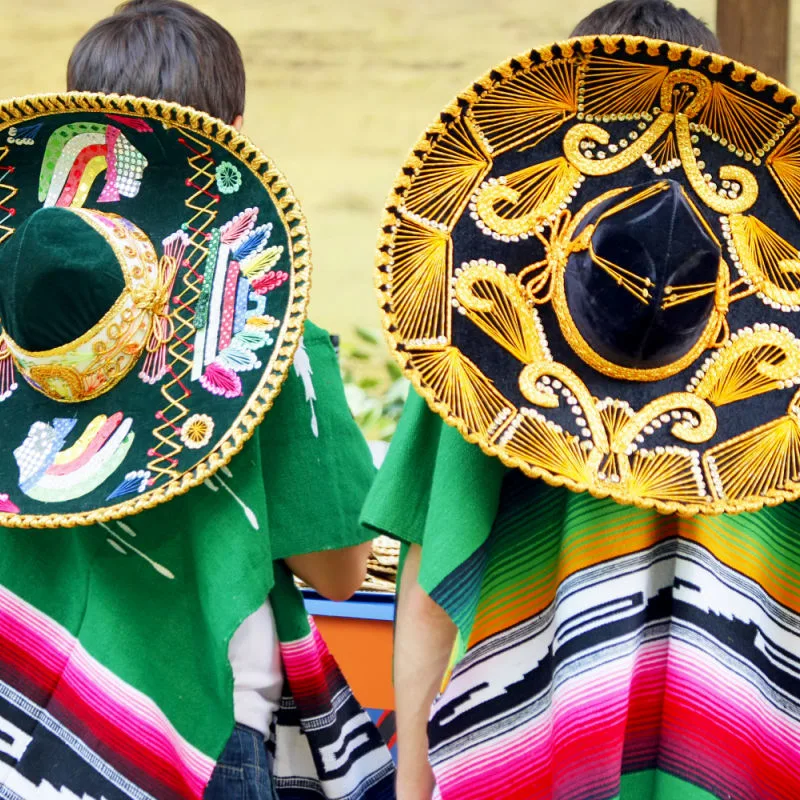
[363,389,800,800]
[0,321,395,800]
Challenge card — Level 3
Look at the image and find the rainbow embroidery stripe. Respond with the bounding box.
[0,584,215,799]
[428,478,800,800]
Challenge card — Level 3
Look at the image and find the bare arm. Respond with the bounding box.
[285,540,373,602]
[394,544,457,800]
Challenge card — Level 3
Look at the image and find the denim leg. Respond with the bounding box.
[204,724,278,800]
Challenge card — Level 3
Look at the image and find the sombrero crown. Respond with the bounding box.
[0,95,309,527]
[377,36,800,515]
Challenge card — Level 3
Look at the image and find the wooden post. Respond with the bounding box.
[716,0,789,82]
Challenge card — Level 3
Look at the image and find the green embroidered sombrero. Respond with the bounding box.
[376,35,800,516]
[0,93,309,528]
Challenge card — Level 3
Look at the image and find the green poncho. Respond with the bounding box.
[0,321,395,800]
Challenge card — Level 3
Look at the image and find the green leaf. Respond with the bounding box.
[386,360,403,380]
[355,326,381,345]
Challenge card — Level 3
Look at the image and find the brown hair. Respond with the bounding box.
[67,0,245,124]
[571,0,721,52]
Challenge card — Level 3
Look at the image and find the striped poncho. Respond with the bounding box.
[363,390,800,800]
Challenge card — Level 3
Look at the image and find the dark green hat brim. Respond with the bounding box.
[0,93,310,528]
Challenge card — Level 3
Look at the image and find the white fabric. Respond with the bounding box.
[228,600,283,735]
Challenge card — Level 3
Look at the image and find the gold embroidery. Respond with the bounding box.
[413,347,514,433]
[402,115,491,229]
[697,82,790,160]
[453,261,549,363]
[675,114,759,214]
[500,408,598,487]
[725,214,800,309]
[5,210,158,403]
[471,58,579,154]
[646,130,680,173]
[0,146,18,247]
[690,324,800,405]
[472,157,582,237]
[376,34,800,516]
[767,123,800,218]
[563,114,674,176]
[704,391,800,501]
[389,212,452,347]
[581,56,669,118]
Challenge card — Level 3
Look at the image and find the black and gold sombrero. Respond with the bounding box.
[0,93,309,528]
[377,36,800,515]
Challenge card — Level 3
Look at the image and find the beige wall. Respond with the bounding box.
[0,0,747,335]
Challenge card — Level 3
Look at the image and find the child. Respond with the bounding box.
[0,1,393,798]
[363,2,800,799]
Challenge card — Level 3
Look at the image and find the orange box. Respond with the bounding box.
[305,591,395,710]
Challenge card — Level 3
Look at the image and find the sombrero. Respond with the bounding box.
[376,35,800,516]
[0,93,309,528]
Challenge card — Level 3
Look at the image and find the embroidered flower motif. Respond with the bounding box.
[0,493,19,513]
[215,161,242,195]
[180,414,215,449]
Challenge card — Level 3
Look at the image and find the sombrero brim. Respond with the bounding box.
[0,92,310,528]
[377,35,800,516]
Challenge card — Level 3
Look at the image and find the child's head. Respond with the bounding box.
[67,0,245,127]
[571,0,721,52]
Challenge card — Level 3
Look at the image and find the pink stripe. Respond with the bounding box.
[432,637,800,799]
[46,413,123,476]
[0,585,215,795]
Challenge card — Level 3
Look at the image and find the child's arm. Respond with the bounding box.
[394,544,457,800]
[285,540,373,602]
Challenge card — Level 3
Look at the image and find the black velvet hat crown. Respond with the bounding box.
[377,35,800,515]
[564,180,722,372]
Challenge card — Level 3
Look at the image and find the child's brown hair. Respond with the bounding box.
[571,0,721,52]
[67,0,245,124]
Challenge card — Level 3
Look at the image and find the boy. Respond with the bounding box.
[0,1,393,799]
[361,2,789,799]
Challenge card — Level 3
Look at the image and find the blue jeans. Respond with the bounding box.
[204,724,278,800]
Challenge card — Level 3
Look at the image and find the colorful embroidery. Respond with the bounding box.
[0,493,19,513]
[14,413,134,503]
[107,469,151,500]
[4,210,179,403]
[180,413,215,449]
[0,334,18,402]
[189,207,285,399]
[6,123,42,146]
[215,161,242,194]
[0,146,19,248]
[147,132,220,483]
[38,123,149,208]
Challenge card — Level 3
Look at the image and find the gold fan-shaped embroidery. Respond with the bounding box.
[581,56,669,118]
[499,408,595,486]
[690,325,800,406]
[473,157,582,237]
[388,213,452,346]
[402,115,491,229]
[705,412,800,501]
[726,214,800,308]
[471,59,578,154]
[413,347,514,434]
